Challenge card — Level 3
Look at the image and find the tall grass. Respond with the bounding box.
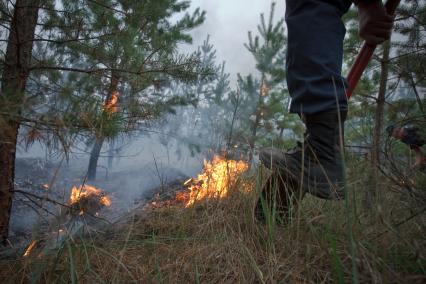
[0,158,425,283]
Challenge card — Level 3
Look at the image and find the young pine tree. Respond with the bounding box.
[230,2,301,163]
[39,0,207,180]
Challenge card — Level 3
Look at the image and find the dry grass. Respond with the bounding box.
[1,162,425,283]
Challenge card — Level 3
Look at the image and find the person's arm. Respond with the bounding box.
[354,0,394,45]
[412,147,425,169]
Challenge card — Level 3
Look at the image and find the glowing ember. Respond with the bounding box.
[183,178,192,186]
[261,82,270,97]
[104,91,119,113]
[69,184,111,214]
[23,240,37,257]
[182,155,248,207]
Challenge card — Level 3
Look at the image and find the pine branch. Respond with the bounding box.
[31,32,119,45]
[86,0,127,15]
[29,62,203,80]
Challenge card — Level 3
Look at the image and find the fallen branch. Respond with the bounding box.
[370,206,426,241]
[12,189,111,225]
[16,196,57,218]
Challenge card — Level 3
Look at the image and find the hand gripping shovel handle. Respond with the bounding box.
[346,0,401,99]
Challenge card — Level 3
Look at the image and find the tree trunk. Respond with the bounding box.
[248,75,265,164]
[87,73,119,180]
[279,128,284,139]
[108,141,115,169]
[87,137,105,180]
[226,91,240,151]
[368,40,391,207]
[0,0,40,244]
[408,74,426,120]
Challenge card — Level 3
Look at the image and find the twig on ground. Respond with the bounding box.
[370,206,426,241]
[12,189,111,225]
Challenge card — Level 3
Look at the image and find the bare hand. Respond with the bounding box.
[358,1,394,45]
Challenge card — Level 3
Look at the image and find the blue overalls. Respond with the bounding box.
[286,0,353,114]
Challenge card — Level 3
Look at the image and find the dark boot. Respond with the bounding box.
[255,111,346,222]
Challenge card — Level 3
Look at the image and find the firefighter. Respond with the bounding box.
[387,124,426,169]
[256,0,395,221]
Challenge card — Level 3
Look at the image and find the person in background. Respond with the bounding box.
[387,124,426,170]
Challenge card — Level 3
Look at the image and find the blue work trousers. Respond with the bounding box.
[286,0,352,114]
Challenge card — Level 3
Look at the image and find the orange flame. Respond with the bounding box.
[100,196,112,206]
[23,240,37,257]
[69,184,111,207]
[104,91,119,113]
[261,83,270,97]
[183,155,248,207]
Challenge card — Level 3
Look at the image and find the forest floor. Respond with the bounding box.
[0,157,425,283]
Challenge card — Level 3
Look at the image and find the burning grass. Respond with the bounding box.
[1,160,425,283]
[22,241,37,258]
[178,155,249,207]
[69,184,112,216]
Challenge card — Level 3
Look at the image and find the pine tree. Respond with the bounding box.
[392,0,426,118]
[159,35,231,158]
[0,0,41,244]
[0,0,207,241]
[342,1,426,206]
[342,5,392,206]
[230,2,301,163]
[32,0,207,180]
